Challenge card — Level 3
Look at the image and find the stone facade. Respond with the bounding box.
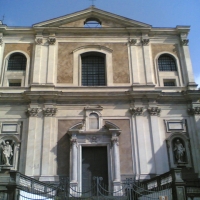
[0,6,199,193]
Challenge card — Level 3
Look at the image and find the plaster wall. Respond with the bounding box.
[57,42,130,84]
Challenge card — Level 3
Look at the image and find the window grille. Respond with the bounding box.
[9,82,21,87]
[164,80,176,86]
[82,54,105,86]
[7,53,26,71]
[158,54,177,71]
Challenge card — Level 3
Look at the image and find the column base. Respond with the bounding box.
[70,181,80,197]
[113,181,123,196]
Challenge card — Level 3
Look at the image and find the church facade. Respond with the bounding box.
[0,6,200,193]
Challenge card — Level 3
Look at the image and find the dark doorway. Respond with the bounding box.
[82,146,108,193]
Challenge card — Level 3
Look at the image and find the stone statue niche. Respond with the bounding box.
[173,138,187,164]
[0,139,14,166]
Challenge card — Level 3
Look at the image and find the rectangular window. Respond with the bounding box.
[9,80,21,87]
[163,80,176,86]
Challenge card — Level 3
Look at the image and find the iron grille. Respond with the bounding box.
[7,53,26,71]
[9,82,21,87]
[158,54,177,71]
[82,55,105,86]
[164,81,175,86]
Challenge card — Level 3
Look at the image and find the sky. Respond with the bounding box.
[1,0,200,87]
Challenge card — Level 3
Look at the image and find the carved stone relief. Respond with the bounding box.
[129,107,143,116]
[35,38,43,45]
[129,39,137,45]
[0,37,3,45]
[141,39,149,46]
[43,108,57,117]
[181,39,189,46]
[147,107,161,116]
[26,108,40,117]
[48,37,56,45]
[188,107,200,115]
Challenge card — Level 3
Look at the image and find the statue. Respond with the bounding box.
[174,139,185,163]
[0,140,13,166]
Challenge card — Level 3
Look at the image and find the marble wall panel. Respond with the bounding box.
[57,42,130,84]
[57,119,81,176]
[107,119,133,175]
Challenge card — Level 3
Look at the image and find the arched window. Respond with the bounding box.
[7,53,27,71]
[84,18,102,28]
[89,113,99,129]
[81,52,106,86]
[158,54,177,71]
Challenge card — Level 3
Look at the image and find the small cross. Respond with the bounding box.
[2,15,5,23]
[89,0,96,6]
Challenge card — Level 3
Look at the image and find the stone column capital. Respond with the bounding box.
[130,107,143,116]
[128,39,137,46]
[35,37,43,45]
[141,39,149,46]
[181,39,189,46]
[111,136,119,146]
[48,37,56,45]
[148,107,161,116]
[188,107,200,115]
[43,108,57,117]
[26,108,40,117]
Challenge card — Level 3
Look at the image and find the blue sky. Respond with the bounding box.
[1,0,200,86]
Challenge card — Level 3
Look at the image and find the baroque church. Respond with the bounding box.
[0,6,200,199]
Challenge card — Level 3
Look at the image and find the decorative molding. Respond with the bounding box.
[147,107,161,116]
[35,38,43,45]
[70,137,78,147]
[164,119,186,133]
[129,39,137,45]
[129,107,143,116]
[181,39,189,46]
[26,108,40,117]
[48,37,56,45]
[188,107,200,115]
[141,39,149,46]
[87,135,100,143]
[43,108,57,117]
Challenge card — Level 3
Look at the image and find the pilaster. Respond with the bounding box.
[180,34,197,88]
[25,107,42,176]
[47,35,56,85]
[40,107,57,181]
[32,34,43,84]
[141,35,154,85]
[130,102,149,179]
[129,39,140,84]
[188,104,200,175]
[0,33,4,85]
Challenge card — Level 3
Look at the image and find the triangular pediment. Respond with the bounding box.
[33,6,151,28]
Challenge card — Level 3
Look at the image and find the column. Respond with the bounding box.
[25,108,40,176]
[180,38,196,87]
[129,39,140,84]
[32,36,43,84]
[148,106,168,175]
[70,135,79,196]
[111,133,122,195]
[40,107,57,181]
[141,37,154,85]
[47,36,56,84]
